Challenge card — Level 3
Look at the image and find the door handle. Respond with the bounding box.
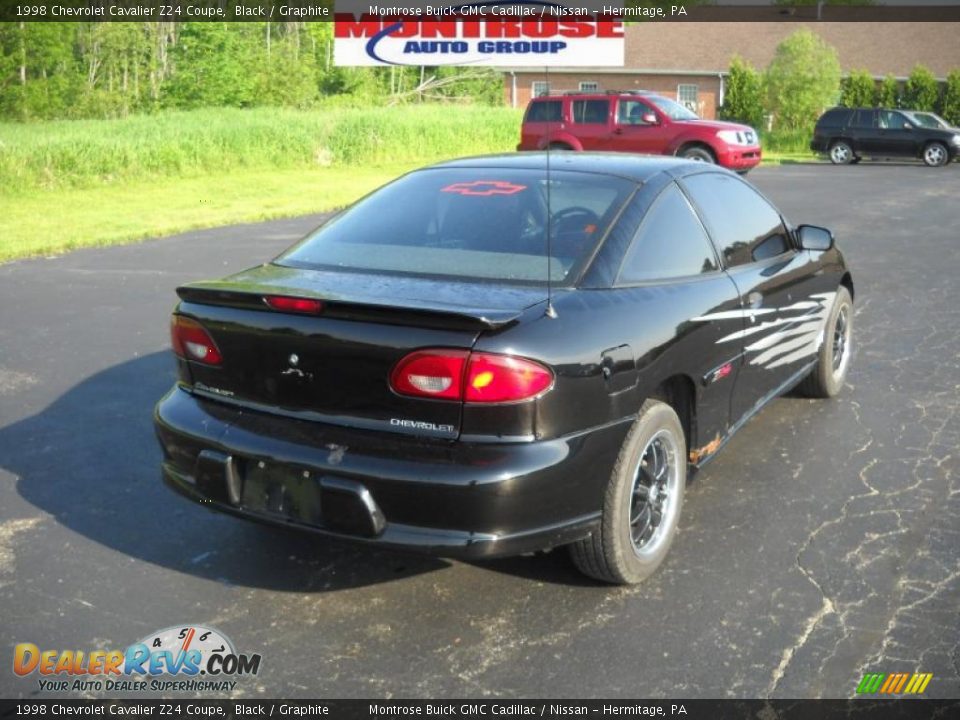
[747,292,763,309]
[613,128,623,135]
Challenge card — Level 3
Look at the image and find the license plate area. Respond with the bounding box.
[241,461,322,525]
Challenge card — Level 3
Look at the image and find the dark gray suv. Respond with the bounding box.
[811,107,960,167]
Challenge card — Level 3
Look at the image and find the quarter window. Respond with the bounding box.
[680,173,790,268]
[572,99,609,124]
[617,184,718,284]
[525,100,562,123]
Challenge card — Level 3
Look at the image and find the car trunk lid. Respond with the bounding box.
[174,265,546,439]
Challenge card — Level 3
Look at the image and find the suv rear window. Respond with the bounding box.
[279,169,635,285]
[526,100,562,123]
[817,108,852,128]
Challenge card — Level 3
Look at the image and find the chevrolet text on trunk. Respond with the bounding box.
[154,154,854,584]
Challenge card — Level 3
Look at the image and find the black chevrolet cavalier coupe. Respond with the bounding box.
[154,154,854,584]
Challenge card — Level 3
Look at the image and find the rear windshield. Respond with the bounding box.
[278,168,635,285]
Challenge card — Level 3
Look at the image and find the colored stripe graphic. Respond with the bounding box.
[856,674,885,694]
[857,672,932,694]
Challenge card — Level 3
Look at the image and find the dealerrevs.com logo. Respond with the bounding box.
[13,625,261,694]
[334,6,625,67]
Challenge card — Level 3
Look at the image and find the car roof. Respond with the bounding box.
[531,91,657,99]
[425,152,710,183]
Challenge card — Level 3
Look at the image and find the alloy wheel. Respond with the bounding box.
[830,143,852,164]
[832,305,851,379]
[924,144,947,167]
[629,430,681,557]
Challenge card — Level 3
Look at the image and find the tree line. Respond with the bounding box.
[720,28,960,131]
[0,21,503,120]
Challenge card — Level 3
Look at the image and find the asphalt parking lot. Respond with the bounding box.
[1,164,958,700]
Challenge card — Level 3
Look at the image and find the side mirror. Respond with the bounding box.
[641,112,658,125]
[797,224,834,251]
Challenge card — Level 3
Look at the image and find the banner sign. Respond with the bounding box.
[333,3,625,67]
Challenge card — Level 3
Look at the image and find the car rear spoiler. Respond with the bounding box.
[175,283,529,330]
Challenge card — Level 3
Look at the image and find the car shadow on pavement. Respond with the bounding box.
[1,352,453,592]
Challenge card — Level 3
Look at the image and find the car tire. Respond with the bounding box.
[829,141,854,165]
[548,142,572,151]
[679,146,715,163]
[797,286,853,399]
[922,142,949,167]
[570,399,686,585]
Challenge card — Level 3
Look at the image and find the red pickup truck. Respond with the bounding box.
[518,91,762,174]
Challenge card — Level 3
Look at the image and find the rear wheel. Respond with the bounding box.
[798,286,853,398]
[922,142,949,167]
[829,140,854,165]
[547,142,573,151]
[679,145,715,163]
[570,400,686,585]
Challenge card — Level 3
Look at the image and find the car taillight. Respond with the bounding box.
[390,349,468,401]
[263,295,324,314]
[464,353,553,403]
[390,349,553,403]
[170,315,222,366]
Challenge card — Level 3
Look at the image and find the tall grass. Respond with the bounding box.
[0,105,523,193]
[761,128,816,155]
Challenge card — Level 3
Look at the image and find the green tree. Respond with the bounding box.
[876,74,899,108]
[941,69,960,126]
[719,55,764,128]
[904,64,939,111]
[840,69,875,108]
[765,28,841,130]
[164,23,258,109]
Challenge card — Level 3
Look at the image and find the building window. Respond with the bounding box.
[677,84,699,110]
[579,81,599,92]
[532,81,551,98]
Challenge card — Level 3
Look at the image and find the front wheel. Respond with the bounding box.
[923,142,949,167]
[679,146,715,163]
[798,286,853,398]
[569,400,686,585]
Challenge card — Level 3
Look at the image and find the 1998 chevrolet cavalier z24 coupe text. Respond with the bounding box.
[155,154,854,584]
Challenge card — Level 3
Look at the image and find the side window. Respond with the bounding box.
[818,109,850,128]
[852,109,876,128]
[617,184,719,284]
[880,110,910,129]
[617,99,654,125]
[526,101,562,123]
[572,99,609,124]
[680,173,790,269]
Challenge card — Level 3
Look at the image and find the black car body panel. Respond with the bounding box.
[154,153,854,559]
[811,106,960,161]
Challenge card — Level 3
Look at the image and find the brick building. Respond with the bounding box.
[501,22,960,119]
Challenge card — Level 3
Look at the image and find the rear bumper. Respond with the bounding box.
[716,145,762,170]
[154,386,629,559]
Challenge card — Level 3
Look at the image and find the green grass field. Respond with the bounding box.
[0,106,523,262]
[0,106,816,262]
